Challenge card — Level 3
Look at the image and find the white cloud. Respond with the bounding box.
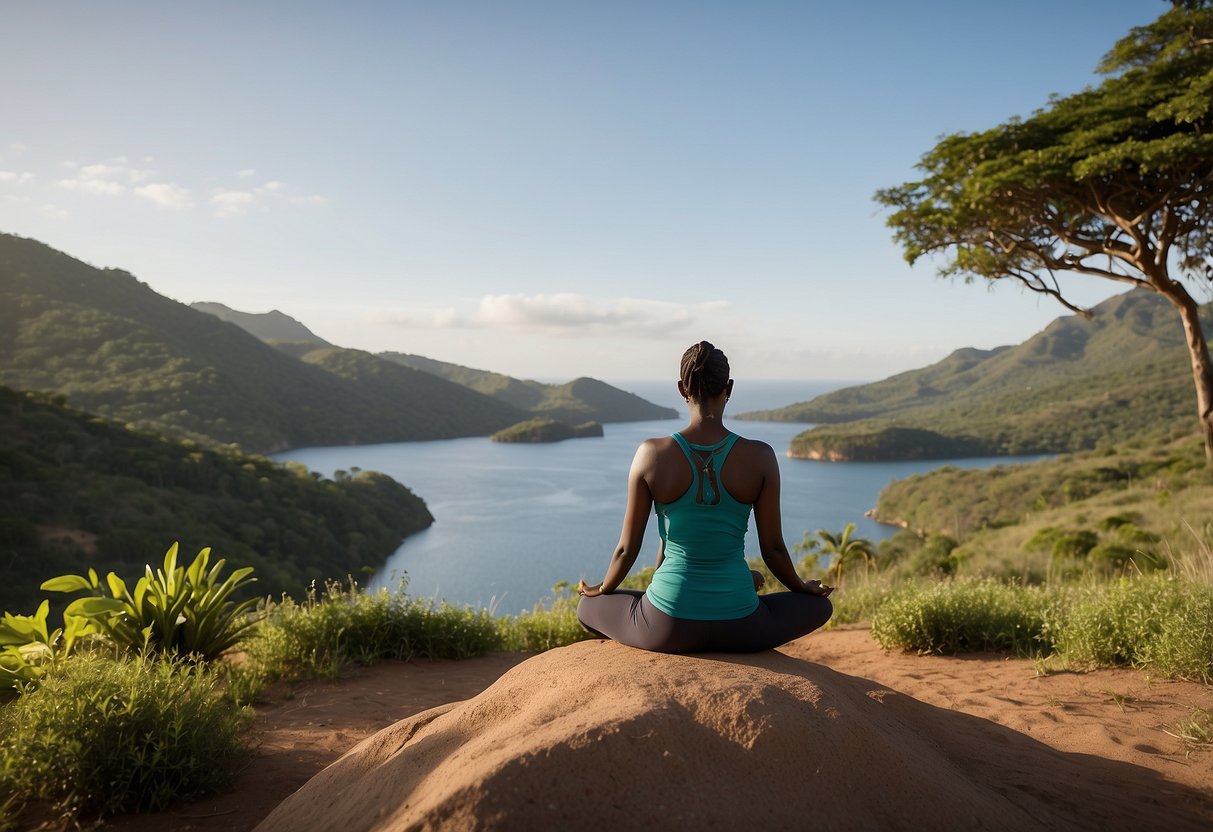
[372,294,728,336]
[289,194,328,207]
[57,159,155,196]
[256,180,283,193]
[211,190,257,217]
[135,182,194,210]
[58,177,125,195]
[473,293,703,337]
[237,168,256,177]
[0,170,35,184]
[40,203,69,219]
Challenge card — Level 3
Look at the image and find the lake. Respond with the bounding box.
[276,381,1041,614]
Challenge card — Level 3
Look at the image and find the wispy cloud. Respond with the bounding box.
[57,159,154,196]
[29,153,328,218]
[372,294,729,337]
[211,190,257,217]
[135,182,194,210]
[210,180,328,217]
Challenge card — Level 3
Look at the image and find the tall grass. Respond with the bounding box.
[231,579,503,701]
[1053,575,1213,682]
[871,579,1061,656]
[0,653,248,821]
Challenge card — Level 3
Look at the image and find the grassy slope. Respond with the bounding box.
[0,234,523,453]
[0,385,434,614]
[872,434,1212,581]
[738,290,1207,459]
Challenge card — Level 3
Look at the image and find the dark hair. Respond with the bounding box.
[680,341,730,401]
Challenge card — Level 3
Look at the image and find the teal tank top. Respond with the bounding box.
[644,432,759,621]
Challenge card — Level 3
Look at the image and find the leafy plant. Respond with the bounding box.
[0,600,96,692]
[43,543,259,660]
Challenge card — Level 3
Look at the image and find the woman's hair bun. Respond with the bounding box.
[680,341,730,402]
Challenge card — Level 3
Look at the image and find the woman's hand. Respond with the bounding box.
[803,579,833,597]
[578,579,606,597]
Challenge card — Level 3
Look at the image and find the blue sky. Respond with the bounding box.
[0,1,1169,381]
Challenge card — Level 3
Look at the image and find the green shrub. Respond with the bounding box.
[906,534,959,576]
[43,543,258,660]
[826,579,897,628]
[0,601,98,693]
[1053,576,1213,682]
[0,653,247,820]
[870,579,1058,656]
[499,584,591,652]
[1051,530,1099,560]
[233,580,502,698]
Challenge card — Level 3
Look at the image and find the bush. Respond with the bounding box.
[0,653,247,820]
[232,579,503,699]
[870,579,1058,656]
[499,583,591,652]
[1053,576,1213,682]
[42,543,259,660]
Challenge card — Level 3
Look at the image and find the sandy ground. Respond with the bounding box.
[98,628,1213,832]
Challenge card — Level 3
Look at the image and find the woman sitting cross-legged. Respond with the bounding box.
[576,340,833,653]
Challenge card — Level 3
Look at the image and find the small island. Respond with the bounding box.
[490,417,604,443]
[789,425,990,461]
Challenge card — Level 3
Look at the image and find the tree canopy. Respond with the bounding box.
[876,1,1213,462]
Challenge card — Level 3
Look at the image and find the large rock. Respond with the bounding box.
[256,640,1203,831]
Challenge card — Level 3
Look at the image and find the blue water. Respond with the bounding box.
[277,382,1043,614]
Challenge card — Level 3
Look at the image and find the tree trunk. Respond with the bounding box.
[1155,281,1213,466]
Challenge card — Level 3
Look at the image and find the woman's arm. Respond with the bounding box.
[579,441,656,596]
[752,442,832,596]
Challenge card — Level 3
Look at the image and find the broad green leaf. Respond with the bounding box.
[41,574,95,593]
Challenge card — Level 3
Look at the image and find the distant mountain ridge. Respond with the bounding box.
[739,289,1210,460]
[0,233,524,452]
[190,301,331,346]
[186,309,677,423]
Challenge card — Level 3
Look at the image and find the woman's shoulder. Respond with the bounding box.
[731,433,775,454]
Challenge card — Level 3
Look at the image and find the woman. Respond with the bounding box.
[577,341,834,653]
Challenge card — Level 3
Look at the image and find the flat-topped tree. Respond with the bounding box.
[876,1,1213,463]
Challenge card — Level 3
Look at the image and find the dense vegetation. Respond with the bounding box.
[0,385,433,614]
[870,434,1211,583]
[380,352,679,422]
[0,233,525,453]
[491,417,604,443]
[740,290,1209,460]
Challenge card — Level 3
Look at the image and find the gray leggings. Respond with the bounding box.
[576,590,833,654]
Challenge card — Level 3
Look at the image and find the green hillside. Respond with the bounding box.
[0,385,432,614]
[380,353,678,422]
[0,234,523,453]
[738,290,1208,459]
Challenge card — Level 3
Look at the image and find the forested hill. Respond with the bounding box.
[379,353,679,422]
[0,234,525,452]
[739,289,1211,460]
[183,307,677,422]
[0,385,433,614]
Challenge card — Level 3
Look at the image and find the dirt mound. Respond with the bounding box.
[256,640,1211,831]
